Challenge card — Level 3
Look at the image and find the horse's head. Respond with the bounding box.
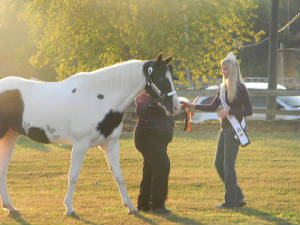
[143,53,181,116]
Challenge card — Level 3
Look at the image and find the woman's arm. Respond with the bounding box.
[181,89,221,112]
[194,94,221,112]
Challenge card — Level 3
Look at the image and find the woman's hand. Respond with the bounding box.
[218,109,229,119]
[180,101,195,109]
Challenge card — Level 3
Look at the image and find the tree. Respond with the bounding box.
[19,0,262,84]
[0,0,56,80]
[239,0,300,77]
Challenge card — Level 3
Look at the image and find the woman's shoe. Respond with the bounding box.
[237,200,247,207]
[215,203,237,209]
[151,207,171,214]
[137,205,150,212]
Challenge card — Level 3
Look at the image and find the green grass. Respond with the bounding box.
[1,121,299,225]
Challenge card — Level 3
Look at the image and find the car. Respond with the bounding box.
[185,82,300,123]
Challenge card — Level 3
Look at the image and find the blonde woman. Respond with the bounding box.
[181,52,253,208]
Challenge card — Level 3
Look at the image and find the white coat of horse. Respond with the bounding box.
[0,53,180,216]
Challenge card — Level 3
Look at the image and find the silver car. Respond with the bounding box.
[187,82,300,123]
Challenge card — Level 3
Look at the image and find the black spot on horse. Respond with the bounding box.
[97,94,104,99]
[0,89,25,138]
[27,127,50,143]
[97,110,123,137]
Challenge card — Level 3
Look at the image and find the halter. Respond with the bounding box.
[145,66,177,102]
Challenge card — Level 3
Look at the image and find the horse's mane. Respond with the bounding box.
[65,60,142,81]
[62,60,143,92]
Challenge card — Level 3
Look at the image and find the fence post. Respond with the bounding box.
[267,0,279,120]
[280,43,285,79]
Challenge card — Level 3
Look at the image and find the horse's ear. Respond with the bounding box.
[164,54,174,65]
[156,52,164,62]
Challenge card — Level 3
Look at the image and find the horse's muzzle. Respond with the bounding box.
[163,95,181,116]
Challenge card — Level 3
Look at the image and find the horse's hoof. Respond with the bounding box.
[64,211,77,217]
[8,210,21,217]
[128,208,138,215]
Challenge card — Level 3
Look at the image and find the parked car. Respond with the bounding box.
[184,82,300,123]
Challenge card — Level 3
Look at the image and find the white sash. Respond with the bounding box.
[220,83,250,147]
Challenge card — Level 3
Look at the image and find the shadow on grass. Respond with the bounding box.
[134,213,160,225]
[67,213,104,225]
[135,212,203,225]
[17,137,51,152]
[9,212,32,225]
[161,213,204,225]
[238,207,296,225]
[17,136,72,152]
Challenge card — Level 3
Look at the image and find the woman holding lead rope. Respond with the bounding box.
[181,52,253,209]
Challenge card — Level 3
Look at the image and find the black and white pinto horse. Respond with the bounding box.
[0,53,180,216]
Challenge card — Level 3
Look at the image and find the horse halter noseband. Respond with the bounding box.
[145,66,177,102]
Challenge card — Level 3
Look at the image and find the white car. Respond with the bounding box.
[187,82,300,123]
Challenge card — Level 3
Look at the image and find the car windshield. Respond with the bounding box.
[278,96,300,107]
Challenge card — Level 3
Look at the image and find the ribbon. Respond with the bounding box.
[179,96,191,132]
[220,83,250,147]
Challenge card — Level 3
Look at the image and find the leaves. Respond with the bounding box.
[20,0,263,83]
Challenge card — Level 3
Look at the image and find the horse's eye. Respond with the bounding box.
[148,67,153,75]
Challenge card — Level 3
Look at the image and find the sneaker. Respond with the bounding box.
[137,205,150,212]
[151,207,171,214]
[215,203,237,209]
[237,200,246,207]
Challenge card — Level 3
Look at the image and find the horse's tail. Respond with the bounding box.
[0,91,8,139]
[0,121,8,139]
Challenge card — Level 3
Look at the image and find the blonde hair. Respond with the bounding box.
[221,57,243,103]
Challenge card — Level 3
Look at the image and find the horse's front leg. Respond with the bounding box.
[64,140,89,216]
[102,139,137,215]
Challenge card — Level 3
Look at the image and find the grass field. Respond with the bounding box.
[1,121,299,225]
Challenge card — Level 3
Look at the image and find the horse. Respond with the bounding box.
[0,53,181,216]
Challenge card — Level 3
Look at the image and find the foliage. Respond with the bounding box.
[21,0,262,83]
[1,1,299,82]
[240,0,300,77]
[0,0,56,80]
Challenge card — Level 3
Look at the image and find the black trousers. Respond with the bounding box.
[215,127,244,207]
[134,127,171,209]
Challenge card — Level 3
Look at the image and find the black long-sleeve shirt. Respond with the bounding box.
[195,82,253,128]
[135,92,174,141]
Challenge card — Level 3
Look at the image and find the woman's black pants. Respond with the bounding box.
[215,127,244,207]
[134,128,170,209]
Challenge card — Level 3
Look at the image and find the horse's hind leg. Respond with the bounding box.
[0,129,19,214]
[102,138,137,215]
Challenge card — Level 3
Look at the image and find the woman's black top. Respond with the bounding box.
[195,82,253,128]
[135,92,174,142]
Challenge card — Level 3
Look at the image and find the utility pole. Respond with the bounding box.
[287,0,290,33]
[266,0,279,120]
